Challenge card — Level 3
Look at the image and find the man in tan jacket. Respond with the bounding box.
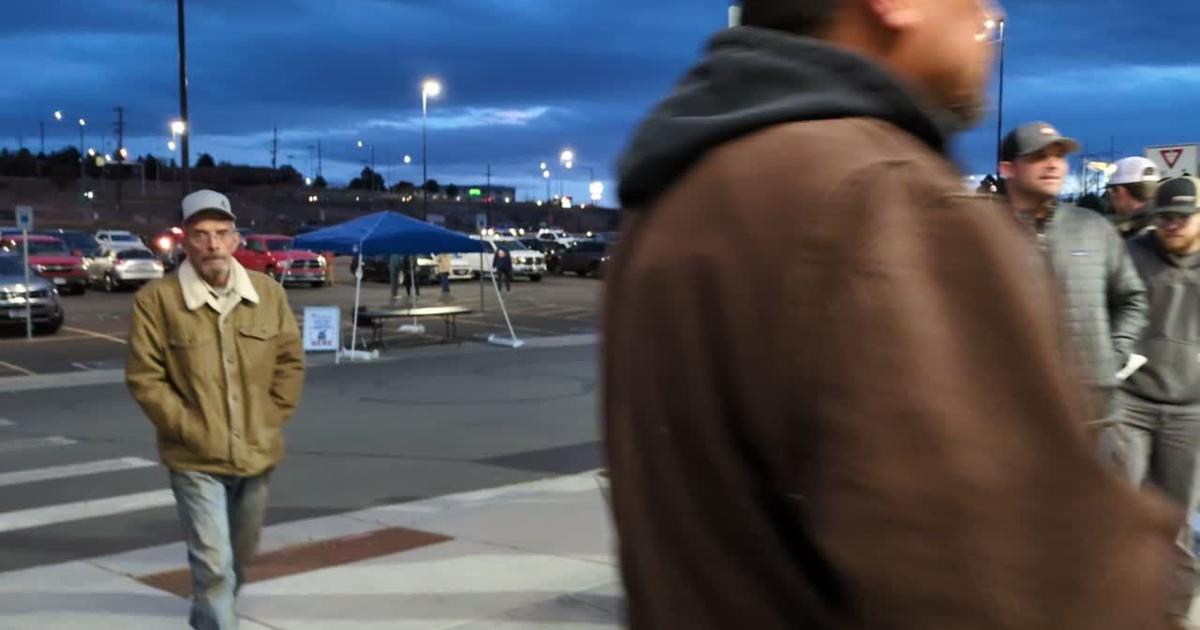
[127,189,305,630]
[605,0,1179,628]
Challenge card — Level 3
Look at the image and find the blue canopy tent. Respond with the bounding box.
[295,212,519,356]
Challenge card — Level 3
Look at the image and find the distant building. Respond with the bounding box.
[461,185,516,204]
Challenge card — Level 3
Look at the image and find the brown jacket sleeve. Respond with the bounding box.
[604,152,1178,629]
[267,282,305,423]
[125,287,191,439]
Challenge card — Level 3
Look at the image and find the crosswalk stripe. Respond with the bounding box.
[0,436,76,453]
[0,457,158,488]
[0,490,176,534]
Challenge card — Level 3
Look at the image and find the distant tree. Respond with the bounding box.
[349,167,384,191]
[1077,193,1106,213]
[45,147,81,189]
[141,155,160,180]
[217,160,233,168]
[422,179,440,195]
[313,175,328,189]
[445,184,460,199]
[391,180,414,193]
[195,153,216,168]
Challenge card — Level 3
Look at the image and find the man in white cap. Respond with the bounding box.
[126,189,305,629]
[1108,156,1162,239]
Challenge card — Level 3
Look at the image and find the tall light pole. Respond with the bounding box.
[422,78,442,220]
[559,149,575,200]
[993,18,1007,176]
[177,0,192,193]
[357,140,376,191]
[78,118,87,178]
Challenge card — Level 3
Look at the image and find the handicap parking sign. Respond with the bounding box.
[15,206,33,232]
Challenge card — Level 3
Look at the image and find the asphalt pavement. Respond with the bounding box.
[0,340,601,574]
[0,260,601,377]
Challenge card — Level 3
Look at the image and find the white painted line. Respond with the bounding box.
[61,326,128,345]
[71,362,93,371]
[0,419,14,427]
[0,360,36,376]
[0,457,158,488]
[0,436,76,453]
[0,489,176,534]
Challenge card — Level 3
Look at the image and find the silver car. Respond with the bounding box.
[87,247,165,292]
[0,255,64,334]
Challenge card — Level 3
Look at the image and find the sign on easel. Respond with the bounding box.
[302,306,340,352]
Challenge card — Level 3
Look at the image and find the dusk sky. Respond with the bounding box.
[2,0,1197,203]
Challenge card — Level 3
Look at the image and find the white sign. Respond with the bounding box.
[15,206,32,232]
[1146,144,1198,178]
[302,306,340,352]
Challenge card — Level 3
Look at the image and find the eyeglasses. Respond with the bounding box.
[975,0,1006,43]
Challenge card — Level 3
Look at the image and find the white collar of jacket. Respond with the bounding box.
[178,258,260,312]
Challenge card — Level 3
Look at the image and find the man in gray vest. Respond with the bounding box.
[1000,122,1148,431]
[1121,176,1200,621]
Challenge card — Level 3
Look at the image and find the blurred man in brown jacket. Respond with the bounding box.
[127,189,305,630]
[604,1,1179,628]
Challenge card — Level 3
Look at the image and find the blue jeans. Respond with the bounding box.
[170,470,271,630]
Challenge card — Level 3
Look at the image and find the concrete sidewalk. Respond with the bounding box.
[0,471,622,629]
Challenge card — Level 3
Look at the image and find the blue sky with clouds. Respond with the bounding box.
[2,0,1197,203]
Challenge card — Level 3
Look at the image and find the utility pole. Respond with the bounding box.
[177,0,192,193]
[114,106,125,211]
[317,140,322,177]
[39,122,44,155]
[486,163,492,196]
[271,126,278,170]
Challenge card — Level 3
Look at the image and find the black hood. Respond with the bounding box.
[617,26,956,209]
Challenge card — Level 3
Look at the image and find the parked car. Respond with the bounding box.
[0,255,63,334]
[94,230,146,252]
[234,234,327,287]
[0,235,88,294]
[536,228,581,248]
[558,240,610,277]
[40,229,100,256]
[149,227,185,271]
[461,236,546,281]
[519,238,564,273]
[87,247,164,292]
[350,255,437,285]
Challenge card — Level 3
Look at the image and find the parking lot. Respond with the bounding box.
[0,261,601,377]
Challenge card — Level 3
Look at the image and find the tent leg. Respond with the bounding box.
[350,254,363,360]
[487,268,523,349]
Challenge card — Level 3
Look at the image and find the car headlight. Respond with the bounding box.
[317,257,326,267]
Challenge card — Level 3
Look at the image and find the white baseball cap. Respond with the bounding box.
[181,189,236,223]
[1108,157,1160,186]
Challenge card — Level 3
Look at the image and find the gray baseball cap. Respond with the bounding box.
[1153,177,1200,216]
[1001,122,1081,162]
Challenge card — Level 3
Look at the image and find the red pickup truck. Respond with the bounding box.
[0,235,88,295]
[233,234,327,287]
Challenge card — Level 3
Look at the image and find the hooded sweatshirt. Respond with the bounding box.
[604,25,1176,630]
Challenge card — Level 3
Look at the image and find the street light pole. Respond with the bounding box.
[421,79,442,221]
[177,0,192,193]
[994,19,1007,176]
[78,119,86,179]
